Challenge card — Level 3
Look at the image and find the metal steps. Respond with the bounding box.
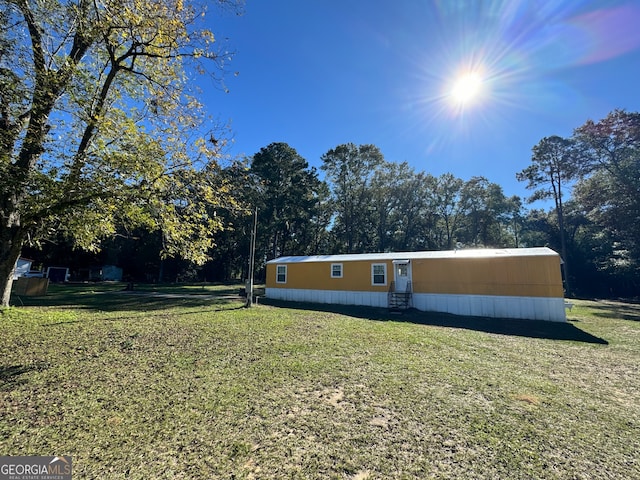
[388,281,412,311]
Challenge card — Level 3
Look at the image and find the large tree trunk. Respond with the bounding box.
[556,198,571,296]
[0,1,94,307]
[0,215,25,307]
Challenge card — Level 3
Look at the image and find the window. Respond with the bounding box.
[276,265,287,283]
[331,263,343,278]
[371,263,387,285]
[397,263,408,277]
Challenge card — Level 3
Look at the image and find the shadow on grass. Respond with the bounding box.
[588,300,640,322]
[0,363,50,391]
[262,299,608,344]
[12,286,246,313]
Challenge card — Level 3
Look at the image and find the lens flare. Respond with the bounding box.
[450,72,484,105]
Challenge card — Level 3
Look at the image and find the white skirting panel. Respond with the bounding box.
[266,288,388,308]
[266,288,567,322]
[412,293,566,322]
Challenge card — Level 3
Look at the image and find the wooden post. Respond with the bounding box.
[246,206,258,307]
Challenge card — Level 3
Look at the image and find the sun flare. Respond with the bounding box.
[450,72,484,105]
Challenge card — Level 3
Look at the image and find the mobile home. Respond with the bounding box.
[265,247,566,322]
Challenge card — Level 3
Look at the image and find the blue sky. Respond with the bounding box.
[205,0,640,202]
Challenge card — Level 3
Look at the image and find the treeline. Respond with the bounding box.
[25,110,640,299]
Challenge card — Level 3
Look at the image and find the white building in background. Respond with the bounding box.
[13,258,33,280]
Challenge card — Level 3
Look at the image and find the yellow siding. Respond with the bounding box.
[266,260,392,292]
[410,256,563,298]
[266,254,564,298]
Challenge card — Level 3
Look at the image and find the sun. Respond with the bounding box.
[449,71,484,106]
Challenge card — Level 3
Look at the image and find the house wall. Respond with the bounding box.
[411,293,565,322]
[265,251,566,322]
[268,260,392,293]
[410,256,563,298]
[266,255,563,298]
[265,288,566,322]
[267,288,389,309]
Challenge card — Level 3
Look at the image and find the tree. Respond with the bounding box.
[0,0,240,306]
[573,110,640,268]
[251,142,325,259]
[459,176,509,248]
[304,180,333,256]
[430,173,464,250]
[519,208,557,250]
[391,170,439,251]
[369,162,438,252]
[517,136,580,294]
[202,159,257,282]
[503,195,525,248]
[368,161,395,252]
[321,144,384,253]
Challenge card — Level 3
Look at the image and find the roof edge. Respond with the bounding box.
[266,247,560,264]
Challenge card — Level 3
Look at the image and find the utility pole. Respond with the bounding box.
[246,206,258,307]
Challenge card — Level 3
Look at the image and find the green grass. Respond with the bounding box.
[1,287,639,479]
[11,282,248,311]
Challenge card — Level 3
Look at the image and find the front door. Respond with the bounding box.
[393,261,411,292]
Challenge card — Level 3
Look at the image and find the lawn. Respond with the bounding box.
[1,285,639,479]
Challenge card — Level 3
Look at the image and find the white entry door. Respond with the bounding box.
[393,261,411,292]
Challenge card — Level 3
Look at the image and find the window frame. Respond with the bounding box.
[331,263,343,278]
[276,264,287,284]
[371,263,387,286]
[397,263,408,277]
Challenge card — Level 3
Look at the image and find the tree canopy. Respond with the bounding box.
[517,135,581,293]
[0,0,242,306]
[573,110,640,261]
[251,142,325,258]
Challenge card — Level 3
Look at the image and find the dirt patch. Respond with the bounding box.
[316,386,345,408]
